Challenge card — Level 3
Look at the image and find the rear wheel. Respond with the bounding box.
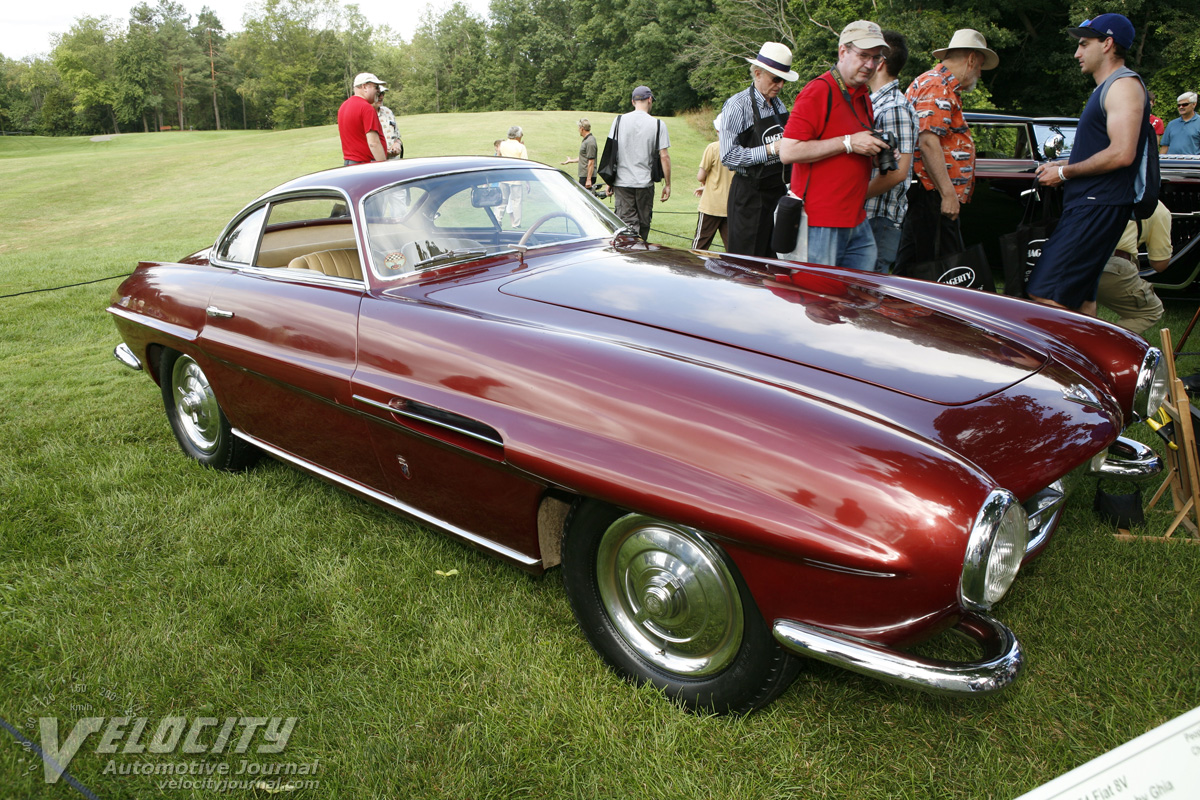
[160,349,258,470]
[562,500,799,713]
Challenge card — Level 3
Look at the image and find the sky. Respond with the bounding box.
[2,0,494,61]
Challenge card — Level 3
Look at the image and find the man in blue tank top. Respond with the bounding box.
[1025,13,1149,316]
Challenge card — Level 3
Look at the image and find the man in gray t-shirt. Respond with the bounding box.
[606,85,671,240]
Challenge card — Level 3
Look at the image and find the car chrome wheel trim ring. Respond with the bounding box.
[171,356,221,455]
[595,514,743,677]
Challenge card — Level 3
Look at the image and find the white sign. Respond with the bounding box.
[1015,706,1200,800]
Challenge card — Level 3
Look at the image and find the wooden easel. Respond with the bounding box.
[1137,328,1200,543]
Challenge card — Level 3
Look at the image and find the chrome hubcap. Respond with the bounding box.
[171,356,220,454]
[596,514,743,677]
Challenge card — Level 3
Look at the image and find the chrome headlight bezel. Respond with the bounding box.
[960,490,1028,612]
[1132,347,1168,421]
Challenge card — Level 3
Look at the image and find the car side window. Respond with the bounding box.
[970,124,1029,160]
[216,206,268,265]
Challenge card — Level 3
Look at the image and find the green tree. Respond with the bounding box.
[233,0,345,129]
[53,17,123,134]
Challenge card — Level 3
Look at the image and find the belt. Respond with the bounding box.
[1114,249,1137,264]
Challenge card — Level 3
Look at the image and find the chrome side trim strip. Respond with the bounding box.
[113,343,143,371]
[1086,436,1163,481]
[352,394,504,447]
[773,613,1023,696]
[232,428,539,567]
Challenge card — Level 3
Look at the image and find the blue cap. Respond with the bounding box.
[1068,13,1135,49]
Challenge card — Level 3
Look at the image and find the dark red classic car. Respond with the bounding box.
[109,157,1168,713]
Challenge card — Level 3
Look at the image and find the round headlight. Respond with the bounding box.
[960,490,1028,611]
[1133,347,1168,421]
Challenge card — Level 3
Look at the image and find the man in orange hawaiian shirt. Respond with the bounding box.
[893,30,998,276]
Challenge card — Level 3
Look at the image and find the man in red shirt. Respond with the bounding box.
[338,72,388,165]
[777,20,890,270]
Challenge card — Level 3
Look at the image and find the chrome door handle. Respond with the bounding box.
[206,305,234,318]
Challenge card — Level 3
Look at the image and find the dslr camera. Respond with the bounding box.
[870,129,899,174]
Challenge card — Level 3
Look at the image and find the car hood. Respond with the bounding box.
[491,250,1046,405]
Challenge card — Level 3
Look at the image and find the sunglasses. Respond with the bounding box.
[1180,102,1194,108]
[769,75,785,84]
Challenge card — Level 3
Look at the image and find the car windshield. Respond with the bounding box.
[1032,123,1076,160]
[362,166,622,279]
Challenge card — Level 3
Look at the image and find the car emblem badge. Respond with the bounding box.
[1063,383,1102,410]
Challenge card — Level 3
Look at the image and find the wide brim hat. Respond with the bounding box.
[746,42,799,82]
[933,29,999,70]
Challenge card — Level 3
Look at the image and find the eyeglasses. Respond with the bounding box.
[769,75,785,84]
[1179,102,1194,108]
[847,44,887,66]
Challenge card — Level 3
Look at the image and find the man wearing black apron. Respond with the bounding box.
[719,42,797,257]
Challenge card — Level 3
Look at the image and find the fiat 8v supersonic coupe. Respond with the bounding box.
[110,157,1168,713]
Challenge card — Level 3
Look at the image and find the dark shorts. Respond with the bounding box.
[1025,203,1132,308]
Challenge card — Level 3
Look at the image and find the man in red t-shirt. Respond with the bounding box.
[338,72,388,165]
[776,20,890,270]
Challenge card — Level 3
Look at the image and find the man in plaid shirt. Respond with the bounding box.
[864,30,918,273]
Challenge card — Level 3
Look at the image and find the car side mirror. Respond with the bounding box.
[1042,132,1065,160]
[471,186,504,208]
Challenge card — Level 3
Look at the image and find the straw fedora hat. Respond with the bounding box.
[746,42,799,82]
[933,29,999,70]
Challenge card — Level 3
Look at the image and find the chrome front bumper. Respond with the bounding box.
[1086,436,1162,481]
[113,343,142,371]
[773,613,1022,696]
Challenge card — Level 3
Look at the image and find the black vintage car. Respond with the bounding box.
[962,112,1200,297]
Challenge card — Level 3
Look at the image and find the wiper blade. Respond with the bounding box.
[412,248,488,268]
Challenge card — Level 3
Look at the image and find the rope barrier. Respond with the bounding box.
[1,273,130,300]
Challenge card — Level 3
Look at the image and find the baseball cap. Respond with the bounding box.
[632,85,653,101]
[352,72,387,88]
[1068,13,1135,49]
[839,21,890,53]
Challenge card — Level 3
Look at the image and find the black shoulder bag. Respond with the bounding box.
[598,116,620,186]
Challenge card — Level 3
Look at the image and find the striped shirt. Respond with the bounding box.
[718,86,789,171]
[865,79,919,224]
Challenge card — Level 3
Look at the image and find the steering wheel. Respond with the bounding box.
[518,212,582,248]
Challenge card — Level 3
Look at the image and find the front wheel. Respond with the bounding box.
[561,500,799,713]
[160,349,258,471]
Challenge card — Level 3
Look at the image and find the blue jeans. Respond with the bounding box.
[867,216,902,273]
[806,220,878,271]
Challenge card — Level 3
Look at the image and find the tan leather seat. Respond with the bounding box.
[287,249,363,280]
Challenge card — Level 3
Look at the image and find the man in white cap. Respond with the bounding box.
[776,21,891,270]
[1160,91,1200,155]
[338,72,388,165]
[694,114,735,249]
[718,42,798,257]
[893,29,998,277]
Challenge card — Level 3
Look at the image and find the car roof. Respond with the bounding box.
[262,156,556,202]
[964,111,1077,126]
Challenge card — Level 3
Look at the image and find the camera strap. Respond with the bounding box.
[827,68,874,131]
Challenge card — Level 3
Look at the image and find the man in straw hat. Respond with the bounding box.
[338,72,389,165]
[718,42,798,257]
[776,21,891,269]
[1025,13,1152,316]
[892,29,997,277]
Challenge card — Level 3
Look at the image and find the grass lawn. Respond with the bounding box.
[1,113,1198,799]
